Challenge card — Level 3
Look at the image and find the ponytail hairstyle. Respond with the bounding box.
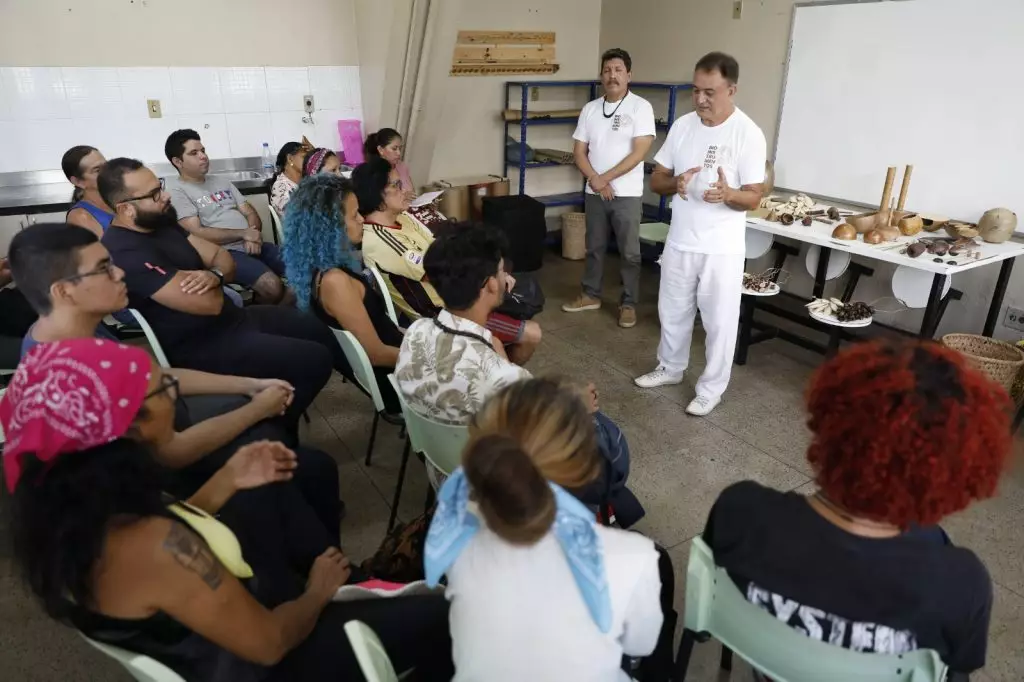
[364,128,402,160]
[266,141,303,191]
[465,376,601,544]
[463,434,556,545]
[61,145,98,203]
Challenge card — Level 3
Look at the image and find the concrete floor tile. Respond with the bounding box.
[982,583,1024,682]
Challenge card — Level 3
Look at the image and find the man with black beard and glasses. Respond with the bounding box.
[99,158,341,429]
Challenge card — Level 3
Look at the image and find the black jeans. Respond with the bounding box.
[170,305,338,424]
[166,394,342,542]
[271,595,454,681]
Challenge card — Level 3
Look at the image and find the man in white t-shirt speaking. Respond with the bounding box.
[562,48,656,329]
[635,52,766,416]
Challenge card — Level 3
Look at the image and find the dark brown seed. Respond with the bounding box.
[933,257,944,263]
[802,216,812,226]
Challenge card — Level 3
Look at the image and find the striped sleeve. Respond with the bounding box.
[363,225,427,281]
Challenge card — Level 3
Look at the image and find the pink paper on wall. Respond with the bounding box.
[337,119,364,165]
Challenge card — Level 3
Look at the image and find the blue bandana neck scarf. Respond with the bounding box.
[424,467,612,633]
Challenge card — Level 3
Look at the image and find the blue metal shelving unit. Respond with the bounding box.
[503,80,694,220]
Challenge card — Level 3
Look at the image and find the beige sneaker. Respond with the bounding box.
[562,294,601,313]
[618,306,637,328]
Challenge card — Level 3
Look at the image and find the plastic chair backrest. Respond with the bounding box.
[268,205,285,245]
[0,387,5,444]
[684,537,948,682]
[80,634,186,682]
[128,309,170,369]
[387,374,468,475]
[367,265,399,325]
[343,620,400,682]
[333,329,386,413]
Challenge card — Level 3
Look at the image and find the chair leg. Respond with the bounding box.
[364,412,381,466]
[425,481,436,512]
[302,411,311,424]
[719,645,733,671]
[388,439,412,532]
[673,629,696,682]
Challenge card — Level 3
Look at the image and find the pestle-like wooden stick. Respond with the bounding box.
[896,164,913,213]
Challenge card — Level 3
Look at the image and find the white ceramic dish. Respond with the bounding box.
[809,309,872,328]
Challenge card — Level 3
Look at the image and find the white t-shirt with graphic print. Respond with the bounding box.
[573,92,657,198]
[653,108,767,256]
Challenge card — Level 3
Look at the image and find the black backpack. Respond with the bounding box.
[496,272,545,320]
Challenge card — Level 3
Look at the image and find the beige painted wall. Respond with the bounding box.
[0,0,358,66]
[601,0,1024,340]
[404,0,602,195]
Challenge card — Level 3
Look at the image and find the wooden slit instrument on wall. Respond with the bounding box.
[451,29,559,77]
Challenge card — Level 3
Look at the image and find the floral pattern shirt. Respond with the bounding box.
[270,174,298,215]
[395,310,530,425]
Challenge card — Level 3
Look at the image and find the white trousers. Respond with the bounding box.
[656,248,744,400]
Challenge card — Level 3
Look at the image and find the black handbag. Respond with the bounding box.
[496,272,545,320]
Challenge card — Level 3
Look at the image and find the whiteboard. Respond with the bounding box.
[774,0,1024,231]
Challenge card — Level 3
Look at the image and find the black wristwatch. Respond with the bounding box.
[210,268,225,285]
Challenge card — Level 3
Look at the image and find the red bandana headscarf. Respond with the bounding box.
[303,147,332,177]
[1,338,153,492]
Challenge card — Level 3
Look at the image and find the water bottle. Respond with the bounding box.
[261,142,274,178]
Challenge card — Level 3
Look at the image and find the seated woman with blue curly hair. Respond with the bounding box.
[281,173,403,415]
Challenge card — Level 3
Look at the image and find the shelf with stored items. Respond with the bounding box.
[503,80,693,219]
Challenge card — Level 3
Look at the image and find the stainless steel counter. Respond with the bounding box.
[0,158,270,217]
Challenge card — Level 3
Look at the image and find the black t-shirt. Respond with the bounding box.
[102,224,243,354]
[703,481,992,673]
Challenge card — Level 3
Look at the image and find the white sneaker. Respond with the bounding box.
[634,366,684,389]
[686,395,721,416]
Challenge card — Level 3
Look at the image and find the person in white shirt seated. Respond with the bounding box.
[424,377,664,682]
[396,224,646,527]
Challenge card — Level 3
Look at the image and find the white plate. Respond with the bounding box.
[745,230,775,259]
[804,245,851,280]
[809,309,872,328]
[742,282,780,296]
[890,265,952,308]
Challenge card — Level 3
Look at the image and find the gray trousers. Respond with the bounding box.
[582,193,642,306]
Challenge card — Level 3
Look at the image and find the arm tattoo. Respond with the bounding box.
[162,522,223,590]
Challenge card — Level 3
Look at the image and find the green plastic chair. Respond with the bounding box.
[128,309,171,369]
[367,264,399,325]
[344,620,400,682]
[80,634,185,682]
[675,537,948,682]
[386,374,468,530]
[268,204,285,246]
[332,330,403,467]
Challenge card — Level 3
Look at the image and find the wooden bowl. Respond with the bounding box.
[945,220,980,239]
[918,214,948,232]
[846,213,878,234]
[898,214,924,236]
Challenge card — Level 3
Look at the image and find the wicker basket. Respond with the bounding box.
[561,212,586,260]
[941,333,1024,393]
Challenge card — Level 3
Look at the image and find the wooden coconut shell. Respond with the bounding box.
[945,221,980,239]
[846,213,878,234]
[898,214,924,236]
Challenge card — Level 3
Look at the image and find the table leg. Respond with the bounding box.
[984,258,1016,337]
[735,297,754,366]
[812,247,832,299]
[919,274,947,339]
[826,329,842,357]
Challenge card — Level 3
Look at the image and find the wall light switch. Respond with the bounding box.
[303,95,315,114]
[732,1,743,19]
[147,99,162,118]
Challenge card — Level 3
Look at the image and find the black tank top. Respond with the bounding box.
[312,267,403,350]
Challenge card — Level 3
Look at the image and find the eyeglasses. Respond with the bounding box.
[60,260,118,283]
[386,178,403,190]
[144,373,180,403]
[118,177,166,205]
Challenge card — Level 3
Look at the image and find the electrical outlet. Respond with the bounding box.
[1003,306,1024,332]
[303,95,315,114]
[146,99,162,119]
[531,87,539,102]
[733,0,743,19]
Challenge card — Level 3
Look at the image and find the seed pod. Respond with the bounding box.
[827,206,840,221]
[781,213,794,225]
[802,216,813,226]
[907,242,927,258]
[932,242,949,256]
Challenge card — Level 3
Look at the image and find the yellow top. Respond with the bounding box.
[168,502,254,579]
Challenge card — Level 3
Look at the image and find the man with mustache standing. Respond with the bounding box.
[634,52,766,417]
[98,158,340,425]
[563,48,656,329]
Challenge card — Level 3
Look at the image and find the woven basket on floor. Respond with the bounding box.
[941,333,1024,393]
[561,212,586,260]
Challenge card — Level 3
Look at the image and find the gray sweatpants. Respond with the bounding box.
[582,193,642,306]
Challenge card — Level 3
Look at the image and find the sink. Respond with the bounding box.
[209,170,266,182]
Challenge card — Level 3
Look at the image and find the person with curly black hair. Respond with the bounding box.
[700,341,1012,675]
[3,338,453,681]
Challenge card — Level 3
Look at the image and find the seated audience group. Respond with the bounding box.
[0,125,1014,682]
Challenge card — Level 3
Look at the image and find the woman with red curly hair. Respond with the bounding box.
[702,341,1011,675]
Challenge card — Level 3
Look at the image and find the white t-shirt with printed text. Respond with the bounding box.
[653,108,767,255]
[573,92,657,198]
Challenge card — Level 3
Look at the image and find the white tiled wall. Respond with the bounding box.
[0,65,362,173]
